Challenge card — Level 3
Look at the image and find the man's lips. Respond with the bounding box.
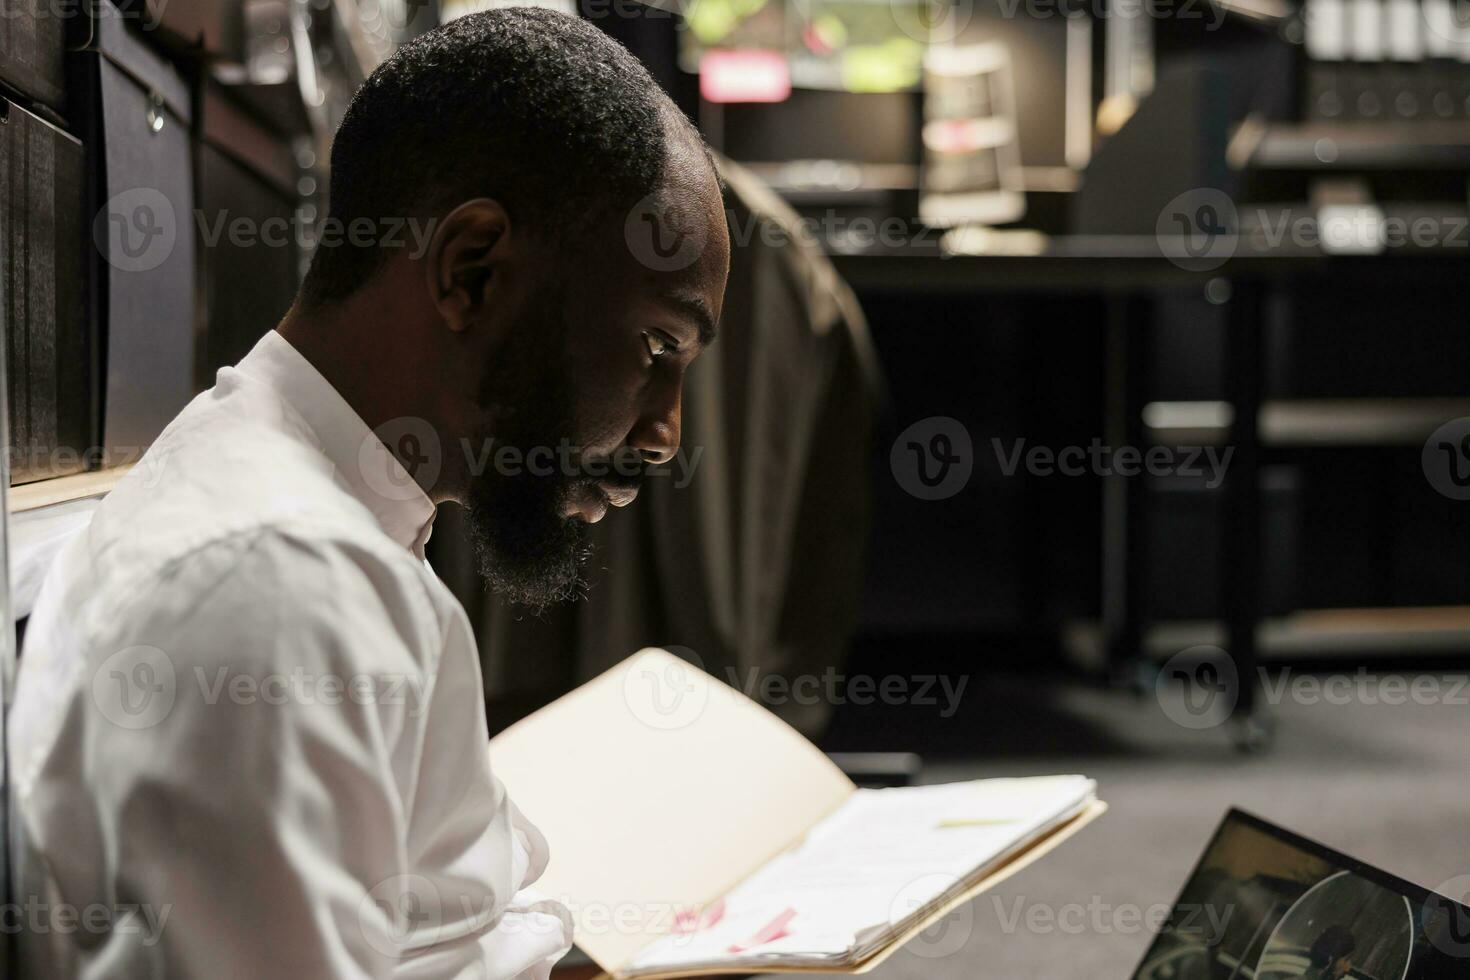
[600,482,640,508]
[565,482,641,524]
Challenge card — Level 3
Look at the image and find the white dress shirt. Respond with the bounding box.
[9,330,572,979]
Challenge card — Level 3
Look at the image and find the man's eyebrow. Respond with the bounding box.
[663,294,718,347]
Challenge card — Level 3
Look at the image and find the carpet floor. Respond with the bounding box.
[795,668,1470,980]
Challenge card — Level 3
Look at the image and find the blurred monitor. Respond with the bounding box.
[721,87,919,164]
[681,0,930,93]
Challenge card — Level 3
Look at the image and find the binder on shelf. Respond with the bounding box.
[1,97,92,485]
[84,5,198,460]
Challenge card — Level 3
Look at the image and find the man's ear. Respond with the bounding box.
[424,198,512,333]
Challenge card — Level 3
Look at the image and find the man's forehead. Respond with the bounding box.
[611,167,728,302]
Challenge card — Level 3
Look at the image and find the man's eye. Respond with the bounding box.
[643,332,676,359]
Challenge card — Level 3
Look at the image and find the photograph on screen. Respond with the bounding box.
[1133,811,1470,980]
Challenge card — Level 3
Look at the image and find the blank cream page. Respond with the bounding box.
[487,648,856,973]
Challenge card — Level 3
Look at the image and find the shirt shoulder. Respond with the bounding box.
[123,521,448,677]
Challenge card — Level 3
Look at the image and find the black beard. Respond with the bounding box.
[463,289,592,613]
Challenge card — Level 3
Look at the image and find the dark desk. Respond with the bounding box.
[830,234,1469,750]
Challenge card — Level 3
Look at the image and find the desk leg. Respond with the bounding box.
[1223,281,1269,751]
[1103,292,1152,686]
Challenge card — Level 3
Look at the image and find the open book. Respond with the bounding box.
[488,649,1106,979]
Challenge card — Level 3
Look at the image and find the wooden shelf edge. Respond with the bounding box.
[8,466,132,514]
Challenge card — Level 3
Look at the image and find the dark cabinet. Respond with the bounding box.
[0,0,67,114]
[85,7,197,459]
[1,97,91,483]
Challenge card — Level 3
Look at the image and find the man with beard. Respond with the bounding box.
[9,9,729,979]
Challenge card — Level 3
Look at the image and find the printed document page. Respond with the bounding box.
[625,775,1097,975]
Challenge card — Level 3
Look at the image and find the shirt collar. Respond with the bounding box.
[234,330,437,558]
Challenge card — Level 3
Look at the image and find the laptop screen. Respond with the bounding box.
[1131,809,1470,980]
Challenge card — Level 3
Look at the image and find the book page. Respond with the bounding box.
[487,648,855,973]
[625,775,1097,976]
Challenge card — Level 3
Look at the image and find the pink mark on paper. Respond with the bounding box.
[672,898,726,935]
[726,907,796,954]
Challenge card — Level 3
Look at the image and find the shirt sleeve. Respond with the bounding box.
[54,527,568,979]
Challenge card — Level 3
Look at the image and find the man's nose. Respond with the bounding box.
[629,384,681,466]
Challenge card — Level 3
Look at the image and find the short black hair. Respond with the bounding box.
[300,7,680,307]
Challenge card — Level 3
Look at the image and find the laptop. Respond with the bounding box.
[1132,809,1470,980]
